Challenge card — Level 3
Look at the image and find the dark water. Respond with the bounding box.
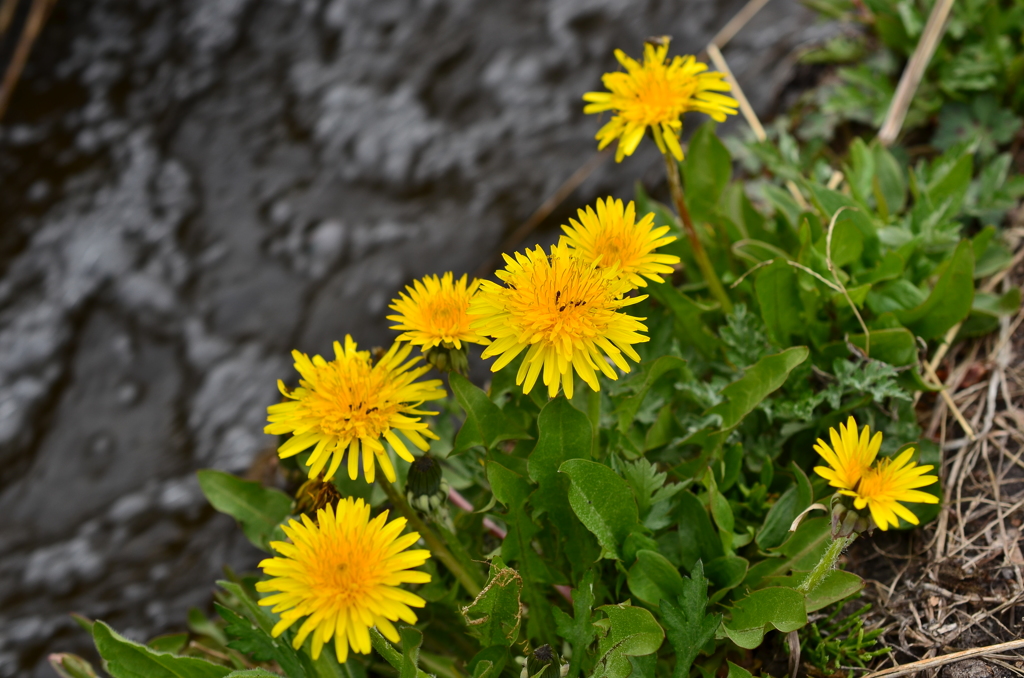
[0,0,827,674]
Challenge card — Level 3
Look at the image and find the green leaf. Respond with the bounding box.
[451,373,530,453]
[722,587,808,649]
[743,517,830,590]
[973,289,1022,317]
[468,647,509,678]
[683,123,733,224]
[756,463,813,549]
[674,491,724,571]
[224,672,284,678]
[93,621,232,678]
[147,634,189,655]
[616,356,691,433]
[627,550,686,607]
[399,627,424,678]
[847,328,918,366]
[707,347,810,431]
[560,460,640,560]
[648,282,720,357]
[528,397,592,521]
[925,153,973,217]
[704,556,748,596]
[755,260,803,347]
[726,662,753,678]
[197,470,292,552]
[217,604,307,678]
[894,239,975,340]
[217,581,316,678]
[803,570,864,612]
[553,570,597,678]
[593,604,665,678]
[661,561,722,678]
[873,142,907,215]
[461,558,524,646]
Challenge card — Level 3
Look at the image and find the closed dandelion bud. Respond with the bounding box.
[525,645,564,678]
[407,454,443,499]
[425,343,469,375]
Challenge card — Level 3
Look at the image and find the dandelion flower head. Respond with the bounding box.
[583,38,738,162]
[387,272,489,350]
[813,416,938,531]
[812,416,882,493]
[560,196,680,288]
[256,498,431,661]
[469,242,649,399]
[841,449,939,531]
[265,336,444,484]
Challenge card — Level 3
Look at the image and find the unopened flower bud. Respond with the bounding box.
[425,343,469,375]
[525,645,564,678]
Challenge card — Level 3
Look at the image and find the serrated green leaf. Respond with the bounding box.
[451,373,530,453]
[553,570,597,678]
[560,460,640,560]
[216,604,307,678]
[660,561,720,678]
[94,621,232,678]
[197,470,292,552]
[461,558,523,646]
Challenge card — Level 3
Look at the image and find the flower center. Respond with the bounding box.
[306,361,402,438]
[620,69,698,126]
[308,539,380,605]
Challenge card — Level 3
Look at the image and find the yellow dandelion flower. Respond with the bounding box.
[387,272,489,349]
[265,336,445,484]
[256,498,431,661]
[560,196,680,288]
[840,450,939,531]
[812,416,882,493]
[583,38,738,162]
[469,242,649,399]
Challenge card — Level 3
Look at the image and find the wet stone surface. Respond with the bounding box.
[0,0,827,674]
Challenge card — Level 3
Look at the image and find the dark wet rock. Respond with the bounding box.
[0,0,825,673]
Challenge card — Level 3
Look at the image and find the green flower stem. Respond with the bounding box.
[798,535,855,594]
[377,476,483,597]
[587,387,601,455]
[369,629,433,678]
[662,152,733,314]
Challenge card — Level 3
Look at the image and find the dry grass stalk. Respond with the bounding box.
[705,43,809,210]
[0,0,55,125]
[863,639,1024,678]
[877,0,956,146]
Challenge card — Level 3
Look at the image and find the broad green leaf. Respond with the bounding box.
[844,138,875,208]
[627,550,686,606]
[973,289,1022,317]
[847,327,918,366]
[807,185,880,259]
[683,123,733,224]
[721,587,808,649]
[616,356,691,433]
[400,627,424,678]
[873,142,907,215]
[593,604,665,678]
[216,602,308,678]
[217,581,315,678]
[560,460,640,560]
[648,282,720,357]
[925,153,973,216]
[822,219,864,268]
[224,672,284,678]
[756,463,813,549]
[197,470,292,552]
[894,239,975,340]
[147,634,189,655]
[451,373,529,453]
[553,570,597,678]
[704,556,748,596]
[674,491,724,571]
[801,570,864,612]
[93,621,232,678]
[661,561,721,678]
[528,397,592,524]
[755,260,803,347]
[743,517,831,590]
[707,347,810,431]
[726,662,753,678]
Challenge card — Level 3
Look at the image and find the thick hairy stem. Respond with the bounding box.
[662,153,733,314]
[378,476,483,597]
[798,535,855,594]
